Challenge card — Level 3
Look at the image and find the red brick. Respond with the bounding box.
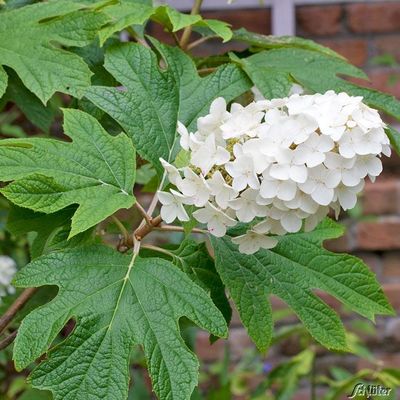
[357,217,400,250]
[347,3,400,33]
[325,229,355,253]
[374,35,400,64]
[202,9,271,35]
[317,39,368,67]
[382,251,400,279]
[383,283,400,311]
[297,5,343,36]
[362,178,400,215]
[196,328,254,362]
[196,332,225,362]
[353,252,382,277]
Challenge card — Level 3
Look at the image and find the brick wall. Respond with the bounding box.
[150,2,400,396]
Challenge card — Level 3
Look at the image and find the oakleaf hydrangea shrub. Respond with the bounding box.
[0,1,398,400]
[160,91,390,254]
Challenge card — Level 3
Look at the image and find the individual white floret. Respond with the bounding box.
[221,102,264,139]
[323,152,360,187]
[353,155,383,182]
[298,165,341,206]
[207,171,238,209]
[225,152,260,191]
[158,190,190,223]
[228,188,267,222]
[241,138,273,174]
[232,231,278,254]
[176,168,211,207]
[190,134,230,175]
[193,202,236,237]
[293,132,334,168]
[270,148,308,183]
[259,172,298,202]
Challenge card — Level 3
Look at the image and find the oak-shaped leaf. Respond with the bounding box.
[13,245,228,400]
[211,219,394,352]
[0,0,109,103]
[85,40,251,172]
[0,109,136,237]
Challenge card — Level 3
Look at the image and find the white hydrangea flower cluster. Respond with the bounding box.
[159,90,390,254]
[0,256,17,301]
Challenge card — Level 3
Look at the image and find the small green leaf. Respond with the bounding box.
[211,219,394,352]
[0,1,109,103]
[0,109,136,237]
[13,245,227,400]
[152,5,201,32]
[99,0,153,45]
[198,19,232,42]
[233,28,344,59]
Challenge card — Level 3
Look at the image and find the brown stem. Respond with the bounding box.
[134,215,162,241]
[0,288,37,335]
[179,0,203,50]
[187,35,218,50]
[197,67,217,75]
[0,331,17,351]
[135,201,153,226]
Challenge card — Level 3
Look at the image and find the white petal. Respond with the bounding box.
[338,188,357,210]
[157,191,174,205]
[160,204,177,223]
[208,219,227,237]
[277,181,297,201]
[281,213,303,233]
[311,185,334,205]
[289,165,308,183]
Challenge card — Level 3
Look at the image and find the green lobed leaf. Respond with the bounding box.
[233,28,344,59]
[210,219,394,352]
[85,42,180,174]
[241,48,400,122]
[13,245,228,400]
[0,0,110,103]
[0,109,136,237]
[86,40,251,171]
